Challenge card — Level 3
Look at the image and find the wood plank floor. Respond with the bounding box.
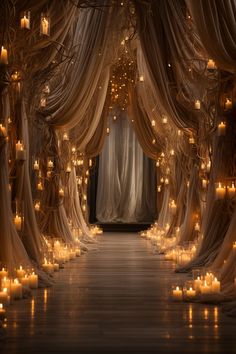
[0,232,235,353]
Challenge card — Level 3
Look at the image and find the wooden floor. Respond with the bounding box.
[0,232,235,353]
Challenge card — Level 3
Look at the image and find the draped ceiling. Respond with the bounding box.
[0,0,236,310]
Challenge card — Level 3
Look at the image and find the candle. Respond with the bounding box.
[189,137,195,144]
[47,160,53,168]
[41,17,49,35]
[200,280,212,294]
[139,75,144,82]
[0,268,8,279]
[207,59,216,70]
[11,279,23,299]
[15,141,26,160]
[215,182,226,199]
[162,116,168,124]
[20,15,30,29]
[14,214,22,231]
[194,276,202,291]
[1,277,11,292]
[164,178,169,185]
[34,160,39,170]
[106,127,110,134]
[42,259,54,275]
[0,124,7,137]
[37,182,43,191]
[40,97,46,107]
[205,272,214,285]
[170,200,177,215]
[156,160,160,167]
[225,98,232,110]
[0,46,8,65]
[34,202,40,211]
[89,159,92,167]
[157,185,161,192]
[211,277,220,293]
[0,288,10,306]
[76,248,81,257]
[186,287,196,298]
[194,100,201,110]
[0,304,6,319]
[194,222,200,231]
[62,132,69,141]
[151,120,156,127]
[202,179,208,189]
[59,188,64,197]
[170,149,175,156]
[66,166,71,173]
[217,121,226,136]
[29,272,38,289]
[172,286,183,301]
[227,183,236,198]
[16,266,26,279]
[20,275,30,288]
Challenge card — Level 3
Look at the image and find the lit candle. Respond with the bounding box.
[37,181,43,191]
[189,137,195,144]
[62,132,69,141]
[170,149,175,156]
[47,160,53,168]
[14,214,22,231]
[1,277,11,292]
[0,46,8,65]
[227,183,236,198]
[0,268,8,279]
[225,98,232,110]
[0,288,10,306]
[170,200,177,215]
[157,185,161,192]
[42,259,54,275]
[40,97,46,107]
[186,287,196,298]
[0,304,6,319]
[66,165,71,173]
[59,188,64,197]
[29,272,38,289]
[172,286,183,301]
[106,127,110,134]
[217,121,226,136]
[15,141,26,160]
[207,59,216,70]
[34,160,39,170]
[194,276,202,291]
[151,120,156,127]
[194,222,200,231]
[34,202,40,211]
[20,275,30,288]
[194,100,201,110]
[20,15,30,29]
[211,277,220,293]
[89,159,92,167]
[215,182,226,199]
[16,266,26,279]
[41,17,49,35]
[10,279,23,299]
[139,75,144,82]
[202,179,208,189]
[205,272,214,285]
[0,124,7,137]
[162,116,168,124]
[164,178,169,185]
[200,280,212,294]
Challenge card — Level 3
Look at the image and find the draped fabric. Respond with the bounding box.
[96,110,156,223]
[188,0,236,73]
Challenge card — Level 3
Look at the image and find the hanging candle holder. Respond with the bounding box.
[40,13,50,36]
[20,11,30,29]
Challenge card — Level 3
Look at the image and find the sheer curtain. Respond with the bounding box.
[96,109,156,223]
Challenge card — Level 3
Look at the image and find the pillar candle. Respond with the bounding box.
[211,277,220,293]
[1,277,10,292]
[172,286,183,301]
[0,124,7,137]
[37,182,43,191]
[200,280,212,294]
[0,288,10,306]
[228,183,236,198]
[0,46,8,64]
[11,279,23,299]
[29,272,38,289]
[0,304,6,319]
[217,121,226,136]
[215,183,226,199]
[41,17,49,35]
[34,202,40,211]
[186,287,196,298]
[59,188,64,197]
[20,275,30,288]
[16,266,26,279]
[194,276,202,291]
[207,59,216,70]
[47,160,54,168]
[62,132,69,141]
[225,98,232,110]
[20,15,30,29]
[194,100,201,110]
[0,268,8,279]
[14,214,22,231]
[34,160,39,170]
[42,260,54,275]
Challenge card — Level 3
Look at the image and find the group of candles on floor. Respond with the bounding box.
[172,271,221,301]
[0,225,103,322]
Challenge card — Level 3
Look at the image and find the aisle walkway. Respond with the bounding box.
[1,233,235,353]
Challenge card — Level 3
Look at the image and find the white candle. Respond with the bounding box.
[215,182,226,199]
[194,100,201,110]
[37,182,43,191]
[34,160,39,170]
[29,272,38,289]
[172,286,183,301]
[186,287,196,298]
[228,183,236,198]
[34,202,40,211]
[0,124,7,137]
[11,279,23,299]
[170,200,177,215]
[139,75,144,82]
[47,160,54,168]
[0,268,8,279]
[202,179,208,189]
[217,121,226,136]
[0,288,9,306]
[205,272,214,285]
[15,141,26,160]
[0,46,8,64]
[66,166,71,173]
[200,280,212,294]
[207,59,216,70]
[211,277,220,293]
[20,275,30,288]
[164,178,169,185]
[194,276,202,291]
[1,277,10,292]
[106,127,110,134]
[151,120,156,127]
[62,132,69,141]
[14,214,22,231]
[41,17,49,35]
[42,260,54,275]
[59,188,64,197]
[16,266,26,279]
[0,304,6,319]
[162,116,168,124]
[20,15,30,29]
[225,98,232,110]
